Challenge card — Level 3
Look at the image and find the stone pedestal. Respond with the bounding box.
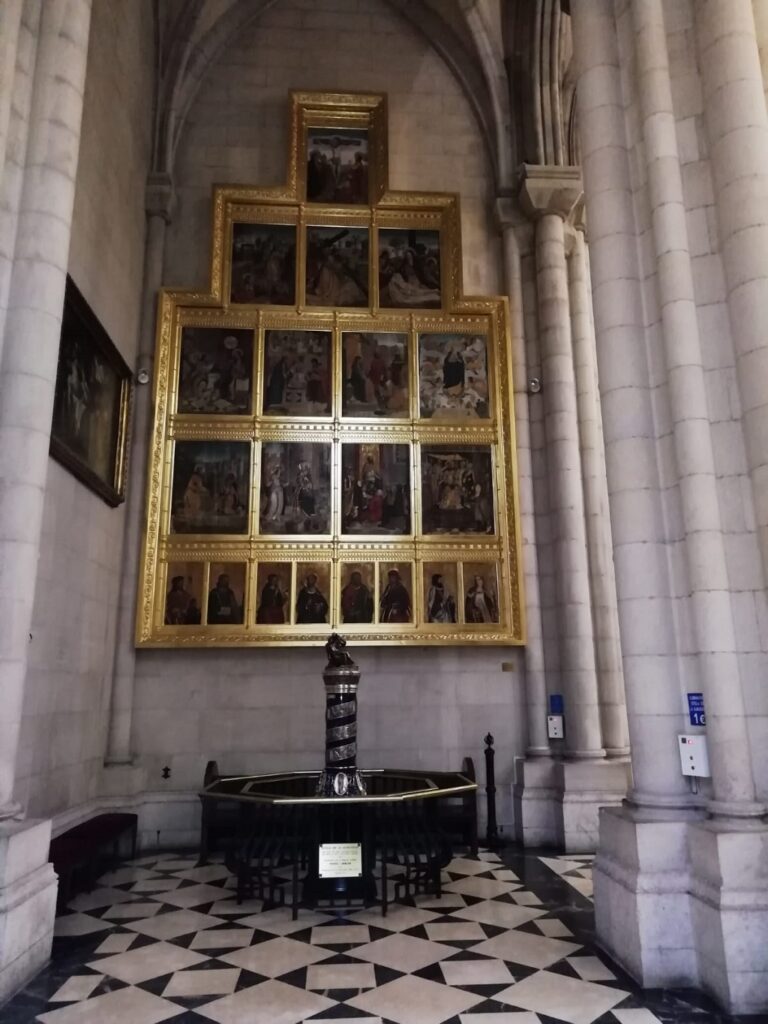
[0,819,58,1003]
[558,760,630,853]
[514,757,630,851]
[688,820,768,1014]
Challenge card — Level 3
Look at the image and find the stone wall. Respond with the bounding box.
[13,0,155,818]
[136,0,525,834]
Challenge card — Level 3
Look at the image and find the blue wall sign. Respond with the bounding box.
[549,693,564,715]
[687,692,705,726]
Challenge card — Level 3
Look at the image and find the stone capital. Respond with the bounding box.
[517,164,583,222]
[145,171,176,222]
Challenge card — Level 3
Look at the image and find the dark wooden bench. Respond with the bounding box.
[49,812,138,909]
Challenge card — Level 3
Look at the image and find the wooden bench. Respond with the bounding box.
[49,812,138,909]
[436,756,479,855]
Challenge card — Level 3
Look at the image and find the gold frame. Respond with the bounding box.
[136,91,524,646]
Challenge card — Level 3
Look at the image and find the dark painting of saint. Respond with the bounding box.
[419,333,489,419]
[178,327,253,415]
[230,223,296,305]
[342,443,410,535]
[340,565,374,624]
[262,330,331,416]
[379,229,441,309]
[379,566,413,623]
[207,564,245,625]
[164,563,204,625]
[296,568,330,624]
[342,332,409,418]
[306,128,369,204]
[256,564,290,625]
[420,446,495,535]
[424,564,458,624]
[306,227,369,307]
[259,442,331,535]
[171,441,251,535]
[463,565,500,624]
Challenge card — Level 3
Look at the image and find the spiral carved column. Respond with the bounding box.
[316,636,366,797]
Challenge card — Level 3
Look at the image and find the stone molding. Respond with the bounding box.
[518,163,583,222]
[144,170,175,222]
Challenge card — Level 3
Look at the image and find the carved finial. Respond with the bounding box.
[325,633,354,667]
[485,733,494,748]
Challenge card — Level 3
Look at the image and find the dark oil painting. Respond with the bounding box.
[171,441,251,535]
[420,446,495,534]
[259,442,331,535]
[230,223,296,305]
[307,127,369,204]
[342,443,411,535]
[379,228,441,309]
[341,331,409,418]
[178,327,253,414]
[306,226,369,307]
[263,329,331,416]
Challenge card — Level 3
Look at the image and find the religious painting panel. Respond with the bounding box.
[462,562,500,625]
[262,329,332,416]
[51,276,132,507]
[378,229,441,309]
[341,331,409,418]
[295,562,331,625]
[171,441,251,535]
[178,327,253,415]
[418,332,489,420]
[339,562,375,625]
[379,563,414,624]
[341,443,411,535]
[230,223,296,305]
[206,563,246,625]
[420,445,495,535]
[423,562,459,625]
[164,562,204,626]
[305,226,369,307]
[259,441,332,535]
[306,127,369,204]
[255,562,292,625]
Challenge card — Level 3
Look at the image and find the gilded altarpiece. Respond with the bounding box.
[136,92,524,646]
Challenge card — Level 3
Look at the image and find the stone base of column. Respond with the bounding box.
[558,760,630,852]
[594,805,701,988]
[0,819,58,1003]
[688,819,768,1014]
[513,756,561,846]
[513,757,630,851]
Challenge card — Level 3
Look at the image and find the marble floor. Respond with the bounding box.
[0,846,758,1024]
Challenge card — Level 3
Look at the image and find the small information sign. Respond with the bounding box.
[318,842,363,879]
[687,692,706,726]
[549,693,564,715]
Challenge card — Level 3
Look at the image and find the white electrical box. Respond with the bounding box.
[678,734,710,777]
[547,715,564,740]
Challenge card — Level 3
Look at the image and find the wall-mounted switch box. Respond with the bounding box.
[547,715,564,740]
[678,734,710,777]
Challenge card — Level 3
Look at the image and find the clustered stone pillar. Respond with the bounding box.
[521,167,605,762]
[0,0,93,821]
[105,172,175,770]
[571,0,768,1011]
[0,0,93,999]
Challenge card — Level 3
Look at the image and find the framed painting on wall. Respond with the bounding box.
[50,276,132,507]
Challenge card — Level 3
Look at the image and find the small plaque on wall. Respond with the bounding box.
[318,842,362,878]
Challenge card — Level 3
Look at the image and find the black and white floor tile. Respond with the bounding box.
[0,848,754,1024]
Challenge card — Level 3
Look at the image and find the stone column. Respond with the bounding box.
[0,0,92,1000]
[520,165,605,761]
[695,0,768,591]
[633,0,762,819]
[104,172,174,768]
[571,0,701,989]
[568,223,629,758]
[0,0,23,176]
[0,0,93,821]
[0,0,42,373]
[496,201,549,759]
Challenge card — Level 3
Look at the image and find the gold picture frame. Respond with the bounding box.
[136,91,524,646]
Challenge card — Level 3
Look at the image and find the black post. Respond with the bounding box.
[484,733,499,849]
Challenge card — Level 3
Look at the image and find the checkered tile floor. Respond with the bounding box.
[538,855,594,901]
[0,848,743,1024]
